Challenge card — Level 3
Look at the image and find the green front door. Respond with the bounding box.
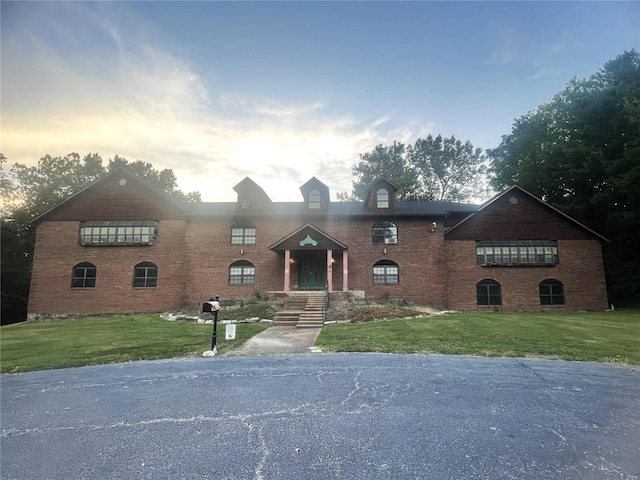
[298,259,326,289]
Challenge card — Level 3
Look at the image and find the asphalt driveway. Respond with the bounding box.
[2,354,639,479]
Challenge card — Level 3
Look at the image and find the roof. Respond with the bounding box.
[31,167,188,224]
[184,199,479,218]
[445,185,609,242]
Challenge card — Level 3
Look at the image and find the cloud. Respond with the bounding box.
[1,3,431,202]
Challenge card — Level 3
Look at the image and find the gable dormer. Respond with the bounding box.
[233,177,272,211]
[365,177,398,212]
[300,177,330,212]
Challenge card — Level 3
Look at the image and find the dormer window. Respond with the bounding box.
[309,189,321,209]
[377,189,389,208]
[241,194,253,209]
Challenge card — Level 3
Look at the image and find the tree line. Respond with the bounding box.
[1,50,638,323]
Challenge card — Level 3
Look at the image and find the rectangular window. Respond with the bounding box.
[476,240,558,266]
[80,221,158,246]
[231,227,256,245]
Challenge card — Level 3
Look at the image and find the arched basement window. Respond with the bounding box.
[133,262,158,288]
[539,279,565,305]
[477,279,501,306]
[71,262,96,288]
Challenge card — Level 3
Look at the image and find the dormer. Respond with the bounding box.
[365,177,398,212]
[300,177,330,212]
[233,177,272,211]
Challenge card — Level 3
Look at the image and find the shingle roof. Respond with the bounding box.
[184,199,479,218]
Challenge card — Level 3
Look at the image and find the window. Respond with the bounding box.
[373,260,399,284]
[133,262,157,288]
[540,279,565,305]
[71,262,96,288]
[476,240,558,266]
[241,194,253,209]
[80,221,158,246]
[477,279,502,306]
[372,221,398,245]
[229,260,255,284]
[376,188,389,208]
[231,222,257,245]
[309,189,321,209]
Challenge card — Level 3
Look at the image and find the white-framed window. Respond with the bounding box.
[229,260,255,284]
[231,222,257,245]
[373,260,399,284]
[80,221,158,246]
[309,189,321,209]
[476,240,558,266]
[376,188,389,208]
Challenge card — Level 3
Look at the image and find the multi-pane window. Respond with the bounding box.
[476,240,558,266]
[372,221,398,244]
[477,279,502,306]
[373,260,399,284]
[241,194,253,209]
[71,262,96,288]
[231,223,257,245]
[80,221,158,246]
[229,261,255,284]
[309,189,321,209]
[133,262,157,288]
[376,189,389,208]
[540,279,565,305]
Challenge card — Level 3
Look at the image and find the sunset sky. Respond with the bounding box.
[2,1,638,201]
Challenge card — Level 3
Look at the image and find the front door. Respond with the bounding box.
[298,259,326,289]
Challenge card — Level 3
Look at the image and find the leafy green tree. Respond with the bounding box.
[1,153,201,323]
[489,50,640,305]
[408,135,487,201]
[343,136,486,202]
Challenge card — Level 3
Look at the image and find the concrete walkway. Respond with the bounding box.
[225,326,322,356]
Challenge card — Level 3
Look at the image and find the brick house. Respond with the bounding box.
[27,168,608,318]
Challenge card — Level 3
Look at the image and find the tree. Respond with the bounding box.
[1,153,201,324]
[343,136,486,202]
[489,50,640,306]
[408,135,487,201]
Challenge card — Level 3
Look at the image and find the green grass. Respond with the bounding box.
[0,315,268,373]
[316,310,640,365]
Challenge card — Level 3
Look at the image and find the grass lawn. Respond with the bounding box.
[0,315,268,373]
[316,310,640,365]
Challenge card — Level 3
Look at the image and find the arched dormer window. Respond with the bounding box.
[373,260,399,284]
[231,222,257,245]
[376,188,389,208]
[229,260,255,284]
[372,221,398,244]
[71,262,96,288]
[309,189,321,209]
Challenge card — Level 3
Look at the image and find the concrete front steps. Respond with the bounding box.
[272,291,327,328]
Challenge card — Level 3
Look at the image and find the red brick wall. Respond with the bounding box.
[28,220,188,316]
[28,202,608,315]
[445,239,608,311]
[181,216,447,306]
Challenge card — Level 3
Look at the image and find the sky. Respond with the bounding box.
[1,1,638,202]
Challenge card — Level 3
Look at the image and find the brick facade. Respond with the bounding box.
[27,171,609,317]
